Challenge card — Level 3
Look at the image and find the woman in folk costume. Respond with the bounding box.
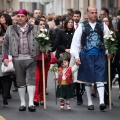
[55,56,78,110]
[34,19,55,106]
[103,16,116,105]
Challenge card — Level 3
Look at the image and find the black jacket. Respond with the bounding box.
[55,29,74,59]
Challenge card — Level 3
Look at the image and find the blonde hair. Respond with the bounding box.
[28,18,35,24]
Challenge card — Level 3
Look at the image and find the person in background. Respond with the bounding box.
[114,18,120,99]
[69,10,84,105]
[7,7,13,16]
[54,15,66,33]
[0,30,13,105]
[83,12,89,21]
[99,7,109,20]
[67,8,74,17]
[55,17,74,59]
[0,13,13,100]
[28,18,35,25]
[11,11,17,24]
[0,23,3,95]
[73,10,81,29]
[112,10,120,32]
[47,16,56,30]
[35,15,49,30]
[27,12,33,20]
[33,9,41,19]
[54,15,61,26]
[50,15,67,57]
[1,13,18,93]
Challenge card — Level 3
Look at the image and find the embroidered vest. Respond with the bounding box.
[58,67,73,85]
[81,20,104,52]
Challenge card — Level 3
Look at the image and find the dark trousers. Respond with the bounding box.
[75,83,85,101]
[11,75,17,88]
[0,81,2,93]
[0,75,12,99]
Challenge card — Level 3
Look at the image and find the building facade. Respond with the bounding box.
[0,0,120,16]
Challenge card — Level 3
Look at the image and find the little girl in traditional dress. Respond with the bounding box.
[55,57,78,110]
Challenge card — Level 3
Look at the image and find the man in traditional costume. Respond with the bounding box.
[2,9,39,112]
[70,6,112,111]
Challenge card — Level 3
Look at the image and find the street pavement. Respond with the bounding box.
[0,71,120,120]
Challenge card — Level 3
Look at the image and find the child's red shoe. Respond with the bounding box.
[66,102,71,110]
[60,100,64,109]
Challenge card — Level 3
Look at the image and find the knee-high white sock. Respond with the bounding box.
[97,83,104,104]
[18,87,26,106]
[27,85,35,106]
[85,84,93,106]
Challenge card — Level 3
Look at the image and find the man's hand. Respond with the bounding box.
[0,39,3,44]
[75,58,81,65]
[107,53,113,59]
[3,59,9,67]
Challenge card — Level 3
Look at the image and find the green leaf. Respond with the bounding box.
[50,65,58,72]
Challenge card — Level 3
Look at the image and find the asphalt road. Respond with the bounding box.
[0,71,120,120]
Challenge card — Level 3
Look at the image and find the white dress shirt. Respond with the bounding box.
[74,21,81,30]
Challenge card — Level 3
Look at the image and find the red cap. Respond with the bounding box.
[17,9,28,16]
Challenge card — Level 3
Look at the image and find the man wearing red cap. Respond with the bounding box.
[2,9,39,112]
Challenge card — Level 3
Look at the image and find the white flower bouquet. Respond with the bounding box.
[104,30,118,54]
[35,29,52,53]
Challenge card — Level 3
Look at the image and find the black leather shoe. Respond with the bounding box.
[19,106,26,111]
[88,105,94,110]
[3,98,8,105]
[34,101,39,106]
[40,102,44,106]
[46,92,49,95]
[28,105,36,112]
[99,104,106,111]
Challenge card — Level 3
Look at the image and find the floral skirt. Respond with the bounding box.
[56,84,74,99]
